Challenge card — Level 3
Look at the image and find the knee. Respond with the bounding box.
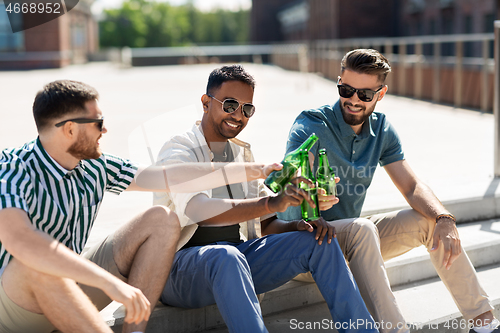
[144,205,181,236]
[348,218,380,246]
[413,210,434,231]
[35,270,72,288]
[13,260,70,290]
[408,209,434,243]
[203,246,247,271]
[352,218,379,236]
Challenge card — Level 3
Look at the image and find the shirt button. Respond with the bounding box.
[353,151,356,154]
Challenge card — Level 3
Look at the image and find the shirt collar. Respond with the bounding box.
[194,120,251,161]
[33,138,84,181]
[333,100,376,139]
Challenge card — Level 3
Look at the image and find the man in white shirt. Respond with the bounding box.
[154,65,378,333]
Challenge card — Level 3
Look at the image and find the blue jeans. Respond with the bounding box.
[161,231,377,333]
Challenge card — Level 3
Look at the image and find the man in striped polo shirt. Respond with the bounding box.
[0,80,282,333]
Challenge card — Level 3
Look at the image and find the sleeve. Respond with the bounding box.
[0,151,30,212]
[258,181,277,222]
[379,120,405,167]
[285,109,326,159]
[153,135,211,228]
[104,154,138,194]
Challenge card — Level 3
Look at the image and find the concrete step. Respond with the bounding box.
[233,264,500,333]
[102,218,500,332]
[391,263,500,333]
[386,218,500,287]
[102,280,325,333]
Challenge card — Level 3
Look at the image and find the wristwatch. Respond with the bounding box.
[435,213,456,223]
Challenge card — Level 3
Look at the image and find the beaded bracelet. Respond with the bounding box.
[436,213,456,223]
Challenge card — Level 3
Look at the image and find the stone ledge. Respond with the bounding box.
[103,280,324,333]
[362,194,500,224]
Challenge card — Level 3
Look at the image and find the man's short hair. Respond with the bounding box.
[206,65,256,95]
[33,80,99,132]
[341,49,391,83]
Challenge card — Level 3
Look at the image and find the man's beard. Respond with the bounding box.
[215,117,244,140]
[340,100,377,126]
[67,131,101,160]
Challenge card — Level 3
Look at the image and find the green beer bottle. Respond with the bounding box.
[316,148,337,196]
[299,150,320,221]
[264,133,319,193]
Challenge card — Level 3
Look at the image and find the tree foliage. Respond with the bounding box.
[99,0,250,48]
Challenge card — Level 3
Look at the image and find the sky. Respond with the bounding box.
[92,0,252,15]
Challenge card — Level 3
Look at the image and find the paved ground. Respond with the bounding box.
[0,62,495,249]
[1,62,498,332]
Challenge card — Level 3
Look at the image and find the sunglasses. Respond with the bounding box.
[55,117,104,132]
[207,94,256,118]
[337,78,384,102]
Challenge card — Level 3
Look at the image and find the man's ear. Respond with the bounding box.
[61,121,76,139]
[201,94,210,113]
[378,85,388,101]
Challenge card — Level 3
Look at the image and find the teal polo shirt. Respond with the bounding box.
[277,100,404,222]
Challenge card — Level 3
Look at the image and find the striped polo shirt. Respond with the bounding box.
[0,138,137,272]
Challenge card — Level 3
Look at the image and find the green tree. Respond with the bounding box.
[99,0,250,48]
[99,0,148,48]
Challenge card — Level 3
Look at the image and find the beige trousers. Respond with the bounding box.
[0,235,122,333]
[296,209,492,333]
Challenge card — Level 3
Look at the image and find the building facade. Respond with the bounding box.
[251,0,499,43]
[403,0,498,36]
[0,0,98,69]
[251,0,401,42]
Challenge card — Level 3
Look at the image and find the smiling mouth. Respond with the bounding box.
[345,104,364,113]
[225,121,240,129]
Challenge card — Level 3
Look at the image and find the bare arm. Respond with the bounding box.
[261,217,300,234]
[186,179,335,245]
[260,215,335,246]
[384,160,460,269]
[185,177,314,226]
[127,162,281,192]
[0,208,150,324]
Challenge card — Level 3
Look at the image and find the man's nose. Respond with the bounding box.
[231,105,245,120]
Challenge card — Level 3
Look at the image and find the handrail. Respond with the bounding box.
[120,33,496,114]
[312,33,494,47]
[131,44,275,58]
[272,33,495,113]
[494,21,500,177]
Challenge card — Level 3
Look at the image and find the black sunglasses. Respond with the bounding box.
[55,117,104,131]
[337,78,384,102]
[207,94,256,118]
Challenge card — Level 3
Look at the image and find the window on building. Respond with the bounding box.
[429,19,436,35]
[484,13,494,33]
[485,13,495,58]
[71,24,86,49]
[464,15,472,33]
[0,3,24,52]
[464,15,473,57]
[442,13,454,56]
[442,16,453,34]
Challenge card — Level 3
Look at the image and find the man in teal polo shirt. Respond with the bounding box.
[279,49,499,333]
